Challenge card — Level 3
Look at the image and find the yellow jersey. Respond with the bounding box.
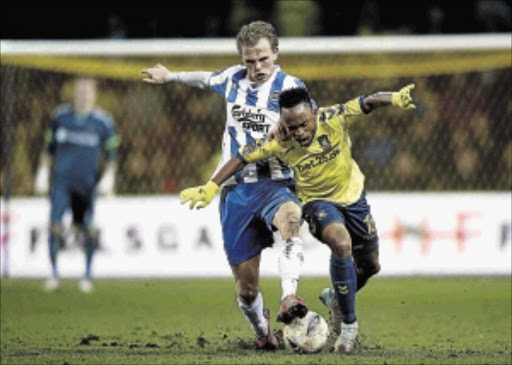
[239,97,367,205]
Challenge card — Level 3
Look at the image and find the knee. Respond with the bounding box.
[274,202,302,239]
[84,227,99,248]
[357,256,381,277]
[322,225,352,258]
[282,213,301,239]
[238,288,259,306]
[286,211,301,229]
[367,261,381,276]
[86,226,99,240]
[330,239,352,258]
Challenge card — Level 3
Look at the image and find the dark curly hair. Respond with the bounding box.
[279,87,313,110]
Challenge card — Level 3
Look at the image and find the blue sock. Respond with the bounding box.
[330,255,357,324]
[48,234,61,278]
[83,230,96,279]
[84,250,93,279]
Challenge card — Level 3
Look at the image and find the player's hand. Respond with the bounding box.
[141,63,170,84]
[34,165,49,194]
[392,84,416,110]
[266,127,277,141]
[180,181,219,209]
[276,124,291,143]
[97,169,115,196]
[267,124,290,144]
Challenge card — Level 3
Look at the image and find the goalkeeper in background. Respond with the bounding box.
[34,77,120,293]
[181,84,416,353]
[143,21,312,350]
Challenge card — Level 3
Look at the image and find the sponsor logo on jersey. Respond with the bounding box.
[55,128,99,147]
[241,139,266,157]
[231,105,270,133]
[241,142,256,156]
[296,148,341,173]
[316,135,332,152]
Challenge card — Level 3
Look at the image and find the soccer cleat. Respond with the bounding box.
[334,320,359,354]
[319,287,341,334]
[276,294,308,324]
[78,278,93,293]
[44,278,60,292]
[255,309,278,350]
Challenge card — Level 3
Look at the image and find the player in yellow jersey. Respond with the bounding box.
[181,84,416,353]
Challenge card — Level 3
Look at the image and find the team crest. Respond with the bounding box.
[241,139,264,156]
[337,284,349,295]
[241,143,257,156]
[316,135,331,152]
[316,209,328,221]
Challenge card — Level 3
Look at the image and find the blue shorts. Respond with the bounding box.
[302,191,379,258]
[50,177,95,227]
[220,179,301,266]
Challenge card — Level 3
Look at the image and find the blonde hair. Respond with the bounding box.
[236,21,278,54]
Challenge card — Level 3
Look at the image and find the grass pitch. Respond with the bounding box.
[1,276,510,364]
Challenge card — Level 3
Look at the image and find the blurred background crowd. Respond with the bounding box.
[2,0,511,38]
[1,0,511,196]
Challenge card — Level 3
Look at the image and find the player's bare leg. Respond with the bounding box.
[354,250,381,291]
[272,201,308,323]
[231,254,278,350]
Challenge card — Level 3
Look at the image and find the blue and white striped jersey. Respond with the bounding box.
[209,65,310,186]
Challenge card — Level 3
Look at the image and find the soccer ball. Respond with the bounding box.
[283,311,329,353]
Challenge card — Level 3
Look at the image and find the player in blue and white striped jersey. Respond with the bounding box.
[34,78,120,294]
[208,63,302,186]
[143,21,312,349]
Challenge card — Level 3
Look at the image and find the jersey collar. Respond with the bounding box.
[246,65,281,89]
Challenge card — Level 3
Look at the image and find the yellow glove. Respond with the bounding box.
[392,84,416,110]
[180,181,219,209]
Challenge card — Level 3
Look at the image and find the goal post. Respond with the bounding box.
[1,33,510,79]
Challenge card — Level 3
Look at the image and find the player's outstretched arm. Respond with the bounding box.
[141,64,170,84]
[363,83,416,112]
[179,181,220,210]
[180,157,246,210]
[142,64,212,89]
[180,138,275,209]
